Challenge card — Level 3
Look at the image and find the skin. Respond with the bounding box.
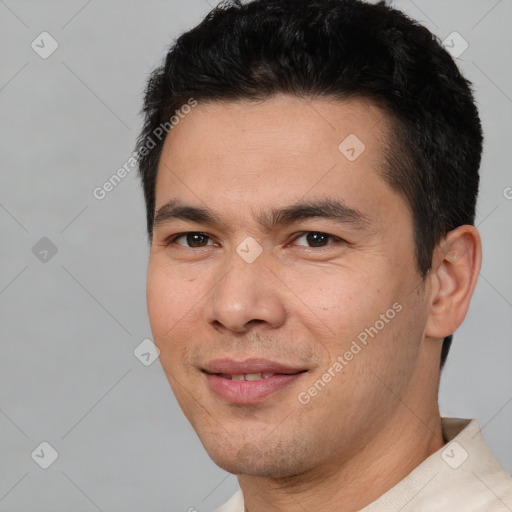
[146,94,481,511]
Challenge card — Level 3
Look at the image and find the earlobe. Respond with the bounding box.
[425,225,482,339]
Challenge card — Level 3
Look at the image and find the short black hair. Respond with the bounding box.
[136,0,483,368]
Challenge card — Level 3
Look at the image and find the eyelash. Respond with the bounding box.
[163,231,344,249]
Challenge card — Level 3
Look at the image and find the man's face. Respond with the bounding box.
[146,95,434,477]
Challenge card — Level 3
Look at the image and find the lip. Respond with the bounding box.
[203,358,307,375]
[202,358,308,405]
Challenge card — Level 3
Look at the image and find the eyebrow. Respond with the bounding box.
[153,197,370,231]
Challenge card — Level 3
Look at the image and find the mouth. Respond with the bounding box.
[216,372,286,381]
[202,358,309,404]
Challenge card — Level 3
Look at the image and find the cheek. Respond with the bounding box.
[290,268,390,343]
[146,264,202,401]
[146,262,197,350]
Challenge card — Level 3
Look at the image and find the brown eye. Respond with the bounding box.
[294,232,339,247]
[169,232,213,247]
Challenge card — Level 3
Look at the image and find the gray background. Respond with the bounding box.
[0,0,511,511]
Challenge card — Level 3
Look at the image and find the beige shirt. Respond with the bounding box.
[215,418,512,512]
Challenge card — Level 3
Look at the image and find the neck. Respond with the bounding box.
[238,407,444,512]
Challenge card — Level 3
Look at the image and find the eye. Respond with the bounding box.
[166,232,215,248]
[292,231,342,248]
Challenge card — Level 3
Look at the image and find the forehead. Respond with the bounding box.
[155,95,395,216]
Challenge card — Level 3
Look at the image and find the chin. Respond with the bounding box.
[205,439,310,479]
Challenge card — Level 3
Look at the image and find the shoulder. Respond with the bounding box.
[363,418,512,511]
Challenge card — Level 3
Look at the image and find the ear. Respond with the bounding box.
[425,225,482,339]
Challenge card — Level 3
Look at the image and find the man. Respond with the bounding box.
[136,0,512,510]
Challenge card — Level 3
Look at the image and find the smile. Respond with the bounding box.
[202,359,309,404]
[219,372,276,380]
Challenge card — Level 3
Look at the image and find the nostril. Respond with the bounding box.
[248,319,265,326]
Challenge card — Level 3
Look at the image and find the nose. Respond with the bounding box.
[207,252,287,334]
